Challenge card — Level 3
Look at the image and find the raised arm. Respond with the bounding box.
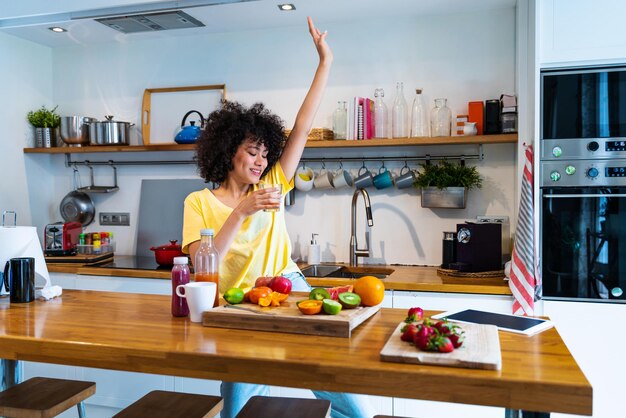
[279,16,333,180]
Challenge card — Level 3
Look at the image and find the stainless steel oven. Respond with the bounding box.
[541,160,626,302]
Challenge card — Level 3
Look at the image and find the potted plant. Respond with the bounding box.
[414,160,482,208]
[27,105,61,148]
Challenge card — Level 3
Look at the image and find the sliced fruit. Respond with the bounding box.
[269,291,289,307]
[309,287,331,301]
[327,285,354,301]
[248,286,272,305]
[258,294,273,307]
[322,298,342,315]
[337,292,361,309]
[352,276,385,306]
[224,288,245,304]
[298,299,323,315]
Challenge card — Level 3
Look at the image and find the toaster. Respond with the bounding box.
[44,221,82,256]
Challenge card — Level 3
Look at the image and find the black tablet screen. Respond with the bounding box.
[444,309,546,331]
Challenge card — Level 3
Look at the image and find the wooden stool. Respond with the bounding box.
[236,396,331,418]
[0,377,96,418]
[113,390,223,418]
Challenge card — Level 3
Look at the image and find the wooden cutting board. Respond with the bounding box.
[380,322,502,370]
[202,292,381,338]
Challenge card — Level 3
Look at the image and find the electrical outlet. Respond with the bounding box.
[476,215,509,224]
[100,212,130,226]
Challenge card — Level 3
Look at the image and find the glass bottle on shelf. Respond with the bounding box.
[374,88,388,139]
[430,98,452,137]
[332,101,347,140]
[171,256,190,317]
[392,82,408,138]
[409,88,428,138]
[194,228,220,307]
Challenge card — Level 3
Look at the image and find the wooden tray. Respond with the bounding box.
[203,292,381,338]
[44,252,113,266]
[380,321,502,370]
[437,268,505,279]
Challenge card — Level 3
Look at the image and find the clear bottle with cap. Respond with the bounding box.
[374,88,388,139]
[392,82,408,138]
[410,88,428,138]
[307,233,320,265]
[171,256,190,317]
[332,101,347,140]
[194,228,220,307]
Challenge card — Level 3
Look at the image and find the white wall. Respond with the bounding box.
[0,32,55,227]
[28,8,516,265]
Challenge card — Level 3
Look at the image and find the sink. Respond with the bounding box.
[301,264,393,279]
[300,264,343,277]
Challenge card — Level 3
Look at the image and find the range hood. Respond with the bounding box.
[96,10,204,33]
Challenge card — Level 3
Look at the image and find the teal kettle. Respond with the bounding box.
[175,110,205,144]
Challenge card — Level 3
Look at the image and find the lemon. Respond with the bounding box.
[224,288,244,304]
[298,173,311,181]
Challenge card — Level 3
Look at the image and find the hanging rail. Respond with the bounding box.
[65,145,483,167]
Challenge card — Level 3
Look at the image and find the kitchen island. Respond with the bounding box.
[0,290,591,416]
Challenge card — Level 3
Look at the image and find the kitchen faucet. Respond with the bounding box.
[350,188,374,266]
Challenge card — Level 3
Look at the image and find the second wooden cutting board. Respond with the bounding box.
[380,322,502,370]
[202,292,381,338]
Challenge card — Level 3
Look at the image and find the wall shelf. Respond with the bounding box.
[23,133,517,154]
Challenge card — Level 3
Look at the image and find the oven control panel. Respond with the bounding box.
[541,138,626,160]
[541,160,626,187]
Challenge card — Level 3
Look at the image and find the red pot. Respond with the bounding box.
[150,240,185,266]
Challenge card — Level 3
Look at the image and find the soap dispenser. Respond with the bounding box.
[308,233,320,265]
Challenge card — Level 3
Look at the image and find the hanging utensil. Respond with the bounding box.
[59,168,95,226]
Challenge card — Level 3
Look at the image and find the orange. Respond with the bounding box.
[352,276,385,306]
[248,286,272,305]
[297,299,323,315]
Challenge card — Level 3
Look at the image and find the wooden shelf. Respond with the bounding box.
[23,134,517,154]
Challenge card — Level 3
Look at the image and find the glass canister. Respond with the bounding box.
[392,82,408,138]
[430,98,452,137]
[374,88,388,139]
[332,101,347,140]
[410,88,428,137]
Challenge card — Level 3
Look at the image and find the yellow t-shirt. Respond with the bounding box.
[182,162,299,292]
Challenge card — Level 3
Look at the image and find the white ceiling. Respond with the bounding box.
[0,0,516,48]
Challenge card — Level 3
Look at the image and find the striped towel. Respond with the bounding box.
[509,144,541,316]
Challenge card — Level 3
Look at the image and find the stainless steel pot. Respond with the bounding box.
[89,115,132,145]
[60,116,97,146]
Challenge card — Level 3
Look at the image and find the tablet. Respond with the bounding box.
[431,309,554,336]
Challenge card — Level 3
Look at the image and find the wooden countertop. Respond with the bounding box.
[46,257,511,295]
[0,290,591,415]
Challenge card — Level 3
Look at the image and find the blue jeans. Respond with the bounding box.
[220,272,375,418]
[220,382,376,418]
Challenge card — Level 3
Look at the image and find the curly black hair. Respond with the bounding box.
[195,101,286,184]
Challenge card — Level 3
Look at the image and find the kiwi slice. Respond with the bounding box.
[309,287,331,301]
[338,292,361,309]
[322,298,342,315]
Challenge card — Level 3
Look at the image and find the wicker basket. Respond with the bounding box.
[285,128,334,141]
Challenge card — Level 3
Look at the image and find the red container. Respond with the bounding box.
[150,240,185,266]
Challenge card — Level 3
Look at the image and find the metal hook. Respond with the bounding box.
[338,160,343,170]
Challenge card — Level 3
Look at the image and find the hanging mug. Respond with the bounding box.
[373,165,394,190]
[396,164,417,189]
[353,165,374,189]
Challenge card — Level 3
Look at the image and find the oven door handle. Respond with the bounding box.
[543,193,626,198]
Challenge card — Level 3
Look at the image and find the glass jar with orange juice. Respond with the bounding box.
[194,228,220,307]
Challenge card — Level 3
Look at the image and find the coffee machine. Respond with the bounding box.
[453,216,510,272]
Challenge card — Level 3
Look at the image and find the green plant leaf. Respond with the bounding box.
[26,105,60,128]
[413,160,482,190]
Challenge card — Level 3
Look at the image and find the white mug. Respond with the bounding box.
[332,169,353,189]
[313,170,334,189]
[295,167,315,192]
[175,282,217,322]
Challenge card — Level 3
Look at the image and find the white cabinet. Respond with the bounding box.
[539,0,626,66]
[543,300,625,418]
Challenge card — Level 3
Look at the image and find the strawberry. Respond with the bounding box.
[413,324,436,350]
[431,335,454,353]
[449,332,465,349]
[400,323,419,342]
[405,306,424,323]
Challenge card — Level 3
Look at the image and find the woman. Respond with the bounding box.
[182,17,375,418]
